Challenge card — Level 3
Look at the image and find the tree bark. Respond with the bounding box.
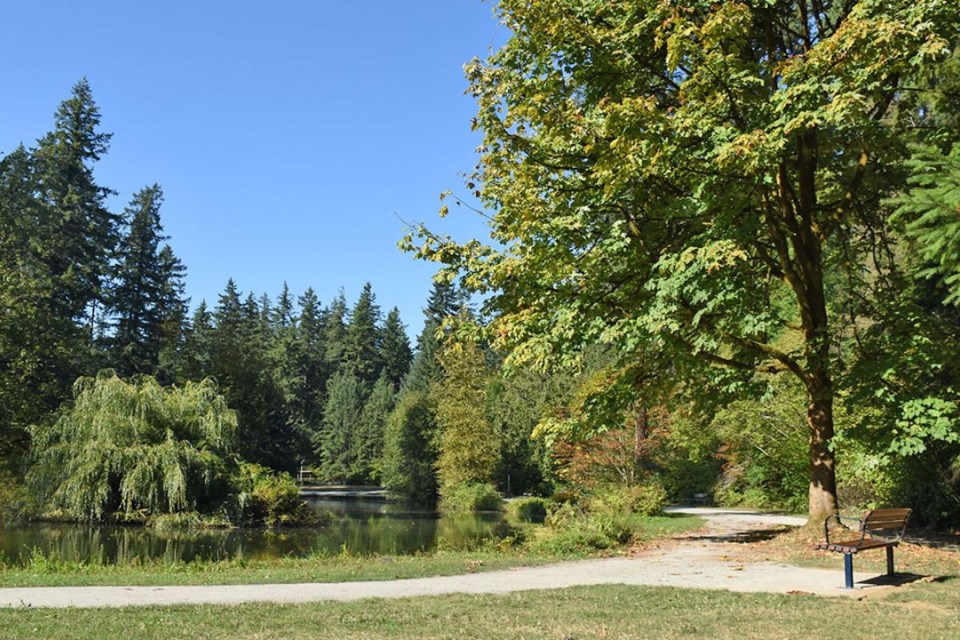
[794,127,840,525]
[806,372,839,525]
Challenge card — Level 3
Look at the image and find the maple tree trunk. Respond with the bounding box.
[806,371,839,525]
[794,128,840,526]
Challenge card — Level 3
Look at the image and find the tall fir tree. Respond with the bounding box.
[343,283,382,386]
[380,307,412,390]
[382,281,458,502]
[0,146,83,458]
[34,78,118,334]
[402,281,460,393]
[316,370,365,482]
[324,290,348,371]
[178,301,214,382]
[287,288,328,462]
[109,184,182,377]
[425,279,462,322]
[154,245,188,385]
[352,375,396,483]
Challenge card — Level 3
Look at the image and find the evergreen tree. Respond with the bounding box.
[286,288,328,462]
[425,279,462,322]
[893,143,960,304]
[33,78,118,332]
[380,307,412,390]
[381,390,438,505]
[401,281,459,394]
[210,281,292,469]
[109,184,178,377]
[269,283,310,462]
[402,319,442,395]
[343,283,382,385]
[273,283,295,329]
[316,370,365,482]
[154,245,188,385]
[178,301,214,381]
[324,290,348,370]
[0,146,83,458]
[353,375,395,482]
[382,281,456,502]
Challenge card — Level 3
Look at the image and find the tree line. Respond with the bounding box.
[0,80,457,502]
[0,80,553,518]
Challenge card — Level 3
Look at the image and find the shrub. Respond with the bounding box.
[588,483,668,517]
[506,497,549,522]
[233,462,324,526]
[440,483,502,513]
[529,501,620,555]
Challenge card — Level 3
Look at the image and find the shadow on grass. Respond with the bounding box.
[858,572,927,588]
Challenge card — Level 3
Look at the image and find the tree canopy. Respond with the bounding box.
[28,373,237,521]
[405,0,960,522]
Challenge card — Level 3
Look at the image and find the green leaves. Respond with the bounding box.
[28,373,237,521]
[891,143,960,305]
[890,398,959,456]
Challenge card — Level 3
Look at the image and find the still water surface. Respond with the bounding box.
[0,498,512,566]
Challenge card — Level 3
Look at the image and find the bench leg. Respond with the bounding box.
[844,554,854,589]
[886,546,895,576]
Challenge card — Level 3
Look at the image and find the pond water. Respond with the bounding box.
[0,498,514,566]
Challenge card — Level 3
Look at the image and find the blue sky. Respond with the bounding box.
[0,1,505,337]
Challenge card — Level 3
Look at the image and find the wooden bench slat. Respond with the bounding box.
[865,513,909,521]
[865,522,909,530]
[866,508,912,515]
[815,539,897,553]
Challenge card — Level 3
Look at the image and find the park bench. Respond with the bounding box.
[814,508,912,589]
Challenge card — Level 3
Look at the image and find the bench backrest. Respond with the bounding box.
[861,508,911,540]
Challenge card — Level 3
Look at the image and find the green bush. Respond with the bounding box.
[233,462,324,526]
[439,483,502,513]
[587,483,668,517]
[505,497,549,522]
[525,484,671,555]
[528,501,624,554]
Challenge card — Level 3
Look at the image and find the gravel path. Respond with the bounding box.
[0,508,900,609]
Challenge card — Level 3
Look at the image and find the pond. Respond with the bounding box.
[0,497,514,566]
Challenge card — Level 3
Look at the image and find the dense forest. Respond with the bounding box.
[6,0,960,536]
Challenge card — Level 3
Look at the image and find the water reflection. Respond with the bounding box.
[0,498,511,566]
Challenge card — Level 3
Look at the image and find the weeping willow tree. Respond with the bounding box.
[28,373,238,521]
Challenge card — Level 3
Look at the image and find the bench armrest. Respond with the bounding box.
[823,514,862,545]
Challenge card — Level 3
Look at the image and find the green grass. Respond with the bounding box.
[0,515,701,587]
[1,581,958,640]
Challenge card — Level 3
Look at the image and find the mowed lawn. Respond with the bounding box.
[1,581,958,640]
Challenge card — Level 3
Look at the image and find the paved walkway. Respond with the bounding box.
[0,508,901,608]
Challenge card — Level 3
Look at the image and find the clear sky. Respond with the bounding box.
[0,1,505,337]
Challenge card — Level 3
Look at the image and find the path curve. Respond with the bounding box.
[0,508,895,609]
